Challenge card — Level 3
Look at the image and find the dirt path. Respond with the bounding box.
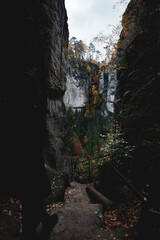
[49,182,128,240]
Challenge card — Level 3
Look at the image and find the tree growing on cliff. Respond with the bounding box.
[93,23,121,69]
[93,0,138,69]
[68,37,87,60]
[87,42,96,61]
[68,37,102,63]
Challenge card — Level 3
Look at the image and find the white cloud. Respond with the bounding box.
[65,0,129,47]
[66,0,97,13]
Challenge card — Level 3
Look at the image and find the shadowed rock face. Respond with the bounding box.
[24,0,72,177]
[116,0,160,187]
[42,0,72,177]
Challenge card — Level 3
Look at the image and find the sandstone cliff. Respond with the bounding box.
[24,0,72,177]
[64,63,117,117]
[63,64,91,110]
[115,0,160,189]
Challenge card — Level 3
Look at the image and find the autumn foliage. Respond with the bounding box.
[70,137,83,160]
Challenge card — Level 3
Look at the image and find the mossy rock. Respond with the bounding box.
[44,167,70,205]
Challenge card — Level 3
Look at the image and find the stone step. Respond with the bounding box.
[53,203,103,215]
[49,182,127,240]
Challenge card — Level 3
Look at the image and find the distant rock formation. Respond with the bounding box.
[64,64,117,117]
[99,70,117,117]
[63,65,91,110]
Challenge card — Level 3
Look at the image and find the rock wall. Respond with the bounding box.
[63,65,91,110]
[107,70,117,114]
[43,0,72,176]
[99,72,108,116]
[64,64,117,117]
[100,70,117,117]
[115,0,160,189]
[24,0,72,178]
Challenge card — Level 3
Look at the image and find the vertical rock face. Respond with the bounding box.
[63,65,91,110]
[99,72,108,116]
[107,70,117,114]
[115,0,160,187]
[100,70,117,117]
[24,0,72,178]
[44,0,68,97]
[43,0,72,177]
[64,64,117,117]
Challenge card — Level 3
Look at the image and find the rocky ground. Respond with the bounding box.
[48,182,132,240]
[0,182,142,240]
[0,197,23,240]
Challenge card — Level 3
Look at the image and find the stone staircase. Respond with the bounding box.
[49,182,127,240]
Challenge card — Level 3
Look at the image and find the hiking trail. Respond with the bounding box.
[49,182,128,240]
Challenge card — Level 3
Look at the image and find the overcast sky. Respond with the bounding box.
[65,0,130,46]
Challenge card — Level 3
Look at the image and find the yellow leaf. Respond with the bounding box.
[86,65,91,72]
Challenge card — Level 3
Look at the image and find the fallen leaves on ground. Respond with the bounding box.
[104,192,141,231]
[64,186,75,203]
[0,197,23,240]
[46,202,64,214]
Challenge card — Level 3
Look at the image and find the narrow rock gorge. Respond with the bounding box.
[1,1,160,239]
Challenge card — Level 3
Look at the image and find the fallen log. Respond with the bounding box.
[86,185,113,207]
